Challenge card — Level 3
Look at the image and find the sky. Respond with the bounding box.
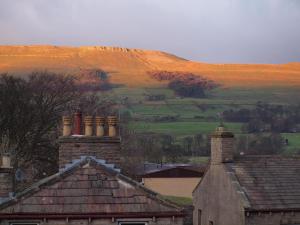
[0,0,299,64]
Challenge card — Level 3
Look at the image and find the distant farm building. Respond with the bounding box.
[141,164,205,198]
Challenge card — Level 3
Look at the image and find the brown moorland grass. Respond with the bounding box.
[0,45,299,87]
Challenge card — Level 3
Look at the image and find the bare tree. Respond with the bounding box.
[0,72,78,190]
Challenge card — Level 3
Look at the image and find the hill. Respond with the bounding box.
[0,45,300,87]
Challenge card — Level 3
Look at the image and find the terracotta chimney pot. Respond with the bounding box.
[84,116,93,136]
[95,116,105,137]
[107,116,118,137]
[62,116,72,136]
[74,112,82,135]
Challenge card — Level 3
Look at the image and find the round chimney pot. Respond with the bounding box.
[107,116,118,126]
[62,116,72,136]
[84,116,93,125]
[107,116,118,137]
[1,155,12,169]
[74,112,83,135]
[63,116,71,125]
[95,116,105,125]
[95,116,105,137]
[84,116,93,136]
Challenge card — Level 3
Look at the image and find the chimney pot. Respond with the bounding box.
[95,116,105,137]
[107,116,118,137]
[62,116,72,136]
[74,112,82,135]
[84,116,93,136]
[0,155,12,169]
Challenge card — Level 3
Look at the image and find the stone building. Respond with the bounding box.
[0,113,184,225]
[141,165,205,198]
[193,126,300,225]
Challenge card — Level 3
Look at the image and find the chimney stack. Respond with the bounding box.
[0,155,13,198]
[59,113,120,169]
[210,126,234,164]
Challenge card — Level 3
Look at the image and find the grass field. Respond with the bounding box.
[129,121,243,136]
[114,86,300,155]
[282,133,300,154]
[163,195,193,206]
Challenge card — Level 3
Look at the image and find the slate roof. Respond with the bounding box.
[142,167,205,178]
[227,155,300,211]
[137,163,207,175]
[0,156,183,218]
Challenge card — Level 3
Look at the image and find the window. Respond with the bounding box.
[198,209,202,225]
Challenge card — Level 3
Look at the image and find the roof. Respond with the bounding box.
[227,155,300,212]
[0,156,183,218]
[138,163,206,176]
[142,166,205,178]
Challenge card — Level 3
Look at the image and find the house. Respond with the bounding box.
[141,164,205,198]
[193,126,300,225]
[0,113,185,225]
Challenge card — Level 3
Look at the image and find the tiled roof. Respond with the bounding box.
[142,167,205,178]
[137,163,207,176]
[227,155,300,211]
[0,156,182,217]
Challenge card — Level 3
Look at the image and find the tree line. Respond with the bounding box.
[222,102,300,133]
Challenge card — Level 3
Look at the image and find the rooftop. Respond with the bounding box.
[227,155,300,211]
[0,156,183,218]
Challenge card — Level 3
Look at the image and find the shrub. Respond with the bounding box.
[148,71,219,98]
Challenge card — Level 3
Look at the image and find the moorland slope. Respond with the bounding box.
[0,45,300,87]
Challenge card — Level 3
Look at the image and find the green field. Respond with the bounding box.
[163,195,193,206]
[111,86,300,155]
[282,133,300,154]
[129,121,243,136]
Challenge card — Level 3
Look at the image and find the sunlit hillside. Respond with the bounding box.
[0,45,300,87]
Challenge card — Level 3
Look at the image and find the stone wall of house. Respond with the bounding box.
[246,212,300,225]
[59,136,121,168]
[192,164,245,225]
[0,217,184,225]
